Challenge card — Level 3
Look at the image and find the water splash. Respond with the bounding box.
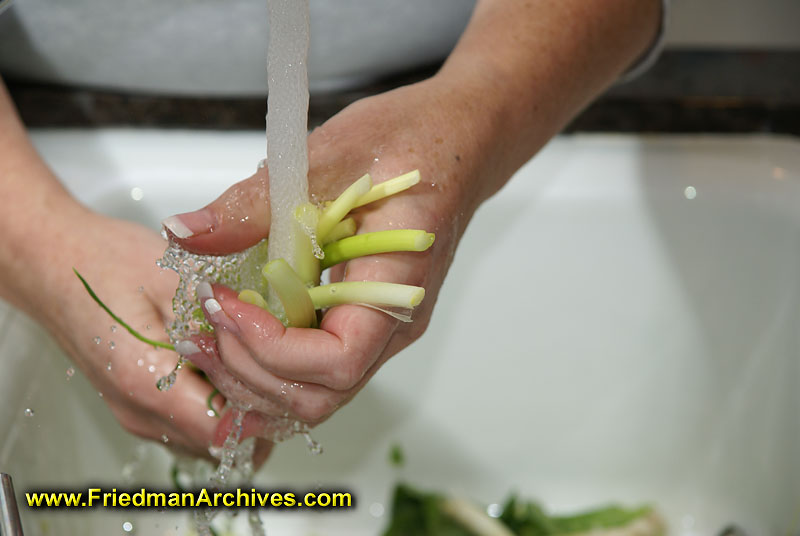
[156,358,185,392]
[303,432,323,455]
[194,407,248,535]
[157,236,269,344]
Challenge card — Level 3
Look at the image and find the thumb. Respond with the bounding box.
[162,173,269,255]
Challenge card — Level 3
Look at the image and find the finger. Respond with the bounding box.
[208,284,390,392]
[213,409,285,447]
[162,173,270,255]
[143,369,220,459]
[177,337,290,416]
[214,410,309,448]
[206,315,345,424]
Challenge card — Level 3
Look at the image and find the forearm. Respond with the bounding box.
[0,78,90,317]
[433,0,661,204]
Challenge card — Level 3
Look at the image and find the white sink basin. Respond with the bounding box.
[2,130,798,535]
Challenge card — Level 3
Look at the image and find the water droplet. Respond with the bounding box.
[145,324,152,331]
[24,408,34,417]
[108,341,116,350]
[369,502,385,518]
[684,186,697,200]
[66,366,75,379]
[161,434,169,443]
[122,520,134,532]
[329,287,337,294]
[148,365,156,373]
[137,359,144,367]
[257,158,267,170]
[169,414,174,420]
[93,336,101,345]
[487,503,503,518]
[110,325,118,333]
[106,361,112,371]
[303,433,323,455]
[137,285,145,293]
[207,410,216,417]
[156,371,177,391]
[98,392,103,398]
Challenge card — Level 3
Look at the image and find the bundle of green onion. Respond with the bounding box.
[237,169,434,328]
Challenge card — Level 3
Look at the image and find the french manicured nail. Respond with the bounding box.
[175,340,202,356]
[162,208,216,239]
[204,298,223,316]
[203,297,239,333]
[161,215,194,239]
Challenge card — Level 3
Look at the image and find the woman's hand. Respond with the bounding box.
[163,0,662,441]
[35,209,271,462]
[51,213,226,458]
[0,79,274,464]
[165,79,486,440]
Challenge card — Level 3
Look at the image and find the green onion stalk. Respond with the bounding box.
[236,169,433,328]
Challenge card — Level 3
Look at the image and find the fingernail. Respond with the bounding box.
[203,297,239,333]
[204,298,223,315]
[162,208,216,239]
[161,215,194,239]
[175,340,202,356]
[196,281,214,302]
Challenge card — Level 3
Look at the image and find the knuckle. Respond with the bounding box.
[293,396,333,424]
[328,352,365,391]
[407,316,430,340]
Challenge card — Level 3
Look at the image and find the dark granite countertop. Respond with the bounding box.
[6,50,800,135]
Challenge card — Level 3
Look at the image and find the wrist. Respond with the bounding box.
[0,187,94,323]
[422,70,524,208]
